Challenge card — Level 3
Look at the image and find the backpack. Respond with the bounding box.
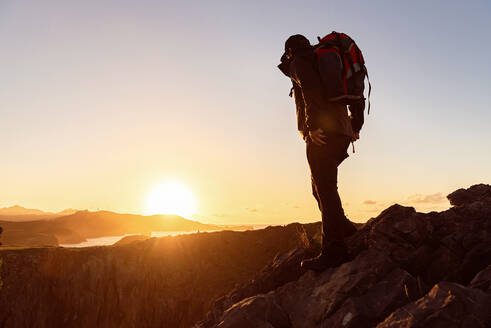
[314,31,371,114]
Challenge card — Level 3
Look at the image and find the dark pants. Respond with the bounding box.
[307,135,356,252]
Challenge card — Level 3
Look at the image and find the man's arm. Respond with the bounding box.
[292,82,308,139]
[291,56,324,132]
[349,100,365,133]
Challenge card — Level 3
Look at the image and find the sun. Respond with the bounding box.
[145,181,196,218]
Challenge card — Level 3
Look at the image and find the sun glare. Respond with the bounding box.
[145,181,196,218]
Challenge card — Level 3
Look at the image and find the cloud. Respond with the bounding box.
[363,200,377,205]
[406,192,446,204]
[245,207,258,213]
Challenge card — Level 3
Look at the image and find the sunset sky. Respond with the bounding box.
[1,1,490,225]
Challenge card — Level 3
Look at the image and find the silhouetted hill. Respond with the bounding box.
[0,205,77,222]
[0,210,242,246]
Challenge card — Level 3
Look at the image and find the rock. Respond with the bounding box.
[216,294,290,328]
[469,264,491,293]
[214,249,419,328]
[201,184,491,327]
[377,282,491,327]
[346,187,491,287]
[323,268,418,328]
[447,183,491,206]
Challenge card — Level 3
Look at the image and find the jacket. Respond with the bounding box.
[289,49,354,140]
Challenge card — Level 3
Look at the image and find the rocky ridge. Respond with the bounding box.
[197,184,491,328]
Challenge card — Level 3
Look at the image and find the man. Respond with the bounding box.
[279,34,363,271]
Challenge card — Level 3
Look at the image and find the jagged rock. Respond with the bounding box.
[469,264,491,293]
[213,249,419,328]
[347,186,491,286]
[216,294,290,328]
[376,282,491,327]
[322,268,419,328]
[447,183,491,206]
[201,184,491,327]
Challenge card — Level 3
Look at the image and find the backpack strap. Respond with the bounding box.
[365,68,372,115]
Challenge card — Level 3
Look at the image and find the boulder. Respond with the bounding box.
[377,282,491,327]
[469,264,491,293]
[447,183,491,206]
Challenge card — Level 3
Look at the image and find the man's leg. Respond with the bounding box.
[309,147,348,248]
[302,136,356,270]
[311,176,321,211]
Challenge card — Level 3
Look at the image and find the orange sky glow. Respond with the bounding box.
[1,1,490,225]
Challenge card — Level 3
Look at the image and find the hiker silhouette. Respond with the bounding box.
[278,33,367,271]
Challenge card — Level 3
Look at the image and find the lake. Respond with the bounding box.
[59,227,268,247]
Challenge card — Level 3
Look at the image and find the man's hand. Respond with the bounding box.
[352,131,360,142]
[309,128,327,146]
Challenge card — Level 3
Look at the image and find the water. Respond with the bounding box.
[60,226,270,248]
[59,234,138,247]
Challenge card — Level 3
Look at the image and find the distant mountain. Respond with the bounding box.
[0,209,250,247]
[0,205,47,216]
[0,205,78,222]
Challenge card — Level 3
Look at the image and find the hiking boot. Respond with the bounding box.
[301,240,349,272]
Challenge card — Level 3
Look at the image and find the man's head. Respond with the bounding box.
[278,34,311,77]
[284,34,311,59]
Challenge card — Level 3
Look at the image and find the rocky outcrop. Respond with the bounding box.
[198,184,491,328]
[377,281,491,327]
[0,224,311,328]
[447,183,491,206]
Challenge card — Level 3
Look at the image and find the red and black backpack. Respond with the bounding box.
[314,31,371,113]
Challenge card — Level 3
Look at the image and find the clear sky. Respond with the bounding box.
[1,0,490,224]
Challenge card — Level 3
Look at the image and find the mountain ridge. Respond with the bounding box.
[0,205,78,221]
[0,210,249,247]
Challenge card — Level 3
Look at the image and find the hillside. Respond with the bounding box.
[0,223,318,328]
[0,210,238,246]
